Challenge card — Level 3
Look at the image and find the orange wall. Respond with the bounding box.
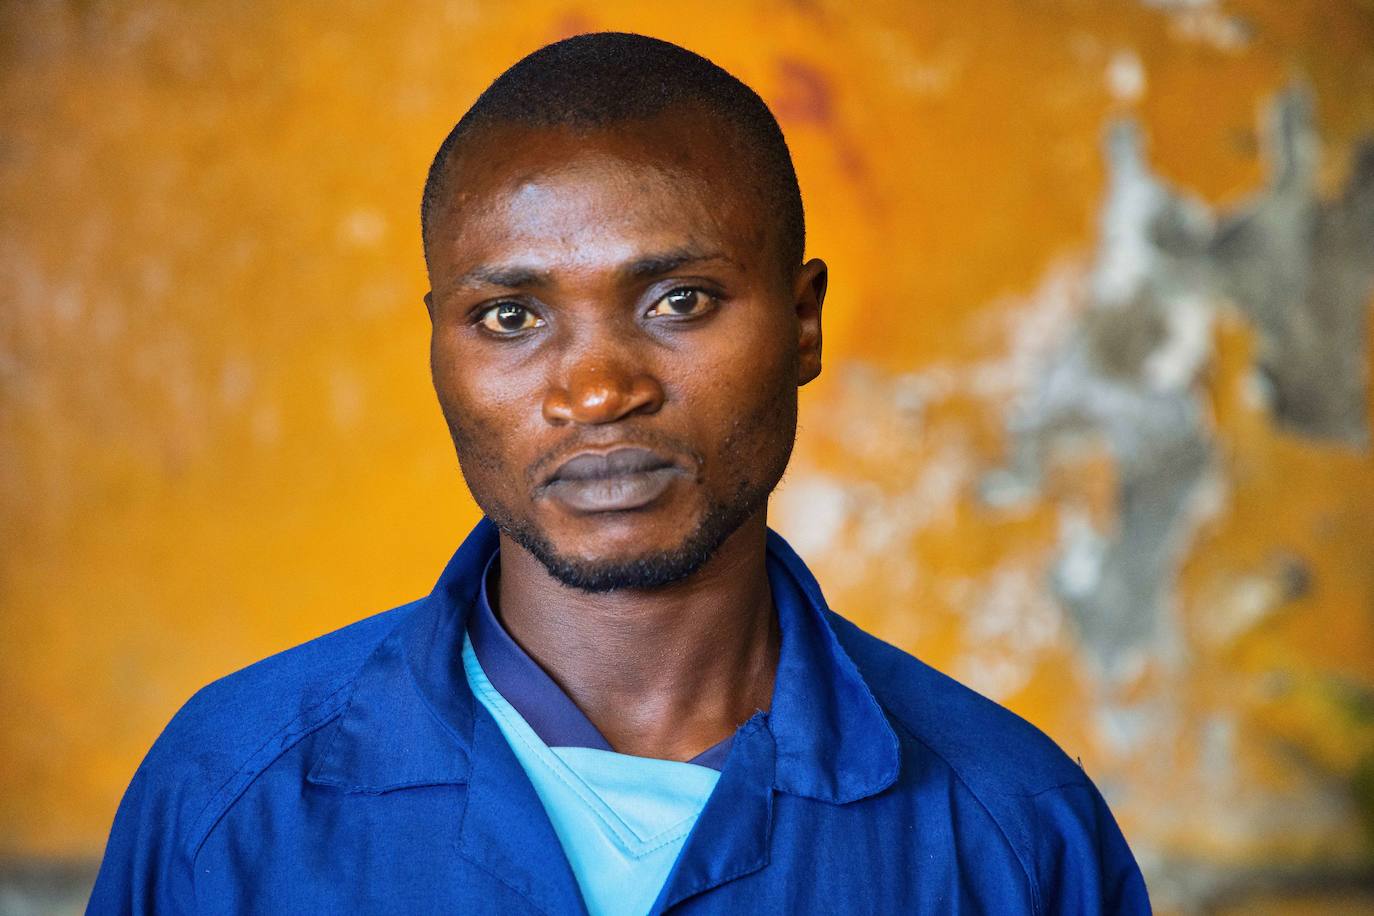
[2,1,1373,910]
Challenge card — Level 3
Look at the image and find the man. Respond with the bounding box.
[90,32,1150,915]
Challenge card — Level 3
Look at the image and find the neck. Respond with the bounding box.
[493,513,779,762]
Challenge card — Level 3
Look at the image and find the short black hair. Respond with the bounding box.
[420,32,804,273]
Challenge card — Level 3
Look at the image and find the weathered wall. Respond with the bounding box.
[2,1,1372,911]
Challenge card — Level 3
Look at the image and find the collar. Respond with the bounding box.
[469,551,735,770]
[308,518,899,804]
[468,551,614,752]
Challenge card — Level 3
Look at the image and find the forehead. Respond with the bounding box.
[425,114,772,283]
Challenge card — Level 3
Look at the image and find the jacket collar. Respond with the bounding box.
[763,527,900,802]
[306,520,493,792]
[308,518,899,804]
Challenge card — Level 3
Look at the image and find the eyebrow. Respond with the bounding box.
[620,249,733,281]
[445,248,735,295]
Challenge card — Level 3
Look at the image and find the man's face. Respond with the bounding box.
[423,107,825,591]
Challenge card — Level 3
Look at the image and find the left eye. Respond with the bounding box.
[479,302,544,334]
[646,288,715,318]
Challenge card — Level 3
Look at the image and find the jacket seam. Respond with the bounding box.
[882,710,1046,916]
[184,680,355,862]
[1026,779,1092,799]
[181,604,424,855]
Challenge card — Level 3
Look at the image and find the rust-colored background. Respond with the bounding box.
[3,1,1373,912]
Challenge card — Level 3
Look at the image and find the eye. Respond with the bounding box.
[478,301,544,334]
[646,287,716,319]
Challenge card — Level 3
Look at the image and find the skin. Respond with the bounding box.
[423,106,827,761]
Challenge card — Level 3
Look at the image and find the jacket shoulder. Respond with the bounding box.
[827,612,1153,914]
[159,604,412,785]
[89,600,425,912]
[132,601,419,840]
[827,609,1088,796]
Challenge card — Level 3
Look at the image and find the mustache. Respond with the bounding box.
[525,427,705,488]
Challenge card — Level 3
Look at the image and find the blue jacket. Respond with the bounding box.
[89,519,1150,914]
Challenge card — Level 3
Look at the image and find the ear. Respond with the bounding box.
[794,258,827,386]
[424,290,435,323]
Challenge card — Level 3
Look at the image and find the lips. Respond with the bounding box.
[539,446,687,513]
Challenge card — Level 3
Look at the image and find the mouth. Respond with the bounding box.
[538,447,689,513]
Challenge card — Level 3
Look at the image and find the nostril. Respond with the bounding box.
[625,376,665,415]
[541,387,570,424]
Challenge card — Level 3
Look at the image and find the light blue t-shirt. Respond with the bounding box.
[462,635,721,916]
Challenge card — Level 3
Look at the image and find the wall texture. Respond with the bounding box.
[2,1,1372,912]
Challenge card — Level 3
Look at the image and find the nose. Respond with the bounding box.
[542,361,665,426]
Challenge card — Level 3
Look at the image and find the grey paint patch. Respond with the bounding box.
[1212,90,1374,445]
[987,87,1374,674]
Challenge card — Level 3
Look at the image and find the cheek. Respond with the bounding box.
[670,305,798,458]
[678,303,793,391]
[431,336,537,485]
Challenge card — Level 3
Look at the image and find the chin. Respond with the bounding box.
[532,511,714,592]
[506,529,707,594]
[498,495,758,593]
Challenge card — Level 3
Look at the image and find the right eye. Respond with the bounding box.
[478,302,544,334]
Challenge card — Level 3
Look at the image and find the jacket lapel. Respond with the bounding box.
[650,715,775,914]
[459,706,590,916]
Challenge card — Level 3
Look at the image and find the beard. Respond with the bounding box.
[484,471,773,592]
[441,360,798,593]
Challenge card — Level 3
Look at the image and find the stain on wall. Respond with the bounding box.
[986,87,1374,676]
[2,1,1373,912]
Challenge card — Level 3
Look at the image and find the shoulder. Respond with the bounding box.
[826,609,1087,795]
[90,600,426,910]
[174,601,412,731]
[828,610,1151,914]
[136,600,420,834]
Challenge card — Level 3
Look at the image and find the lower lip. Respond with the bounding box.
[542,467,684,513]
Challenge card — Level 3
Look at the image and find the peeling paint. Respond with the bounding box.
[990,87,1373,675]
[1212,91,1374,445]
